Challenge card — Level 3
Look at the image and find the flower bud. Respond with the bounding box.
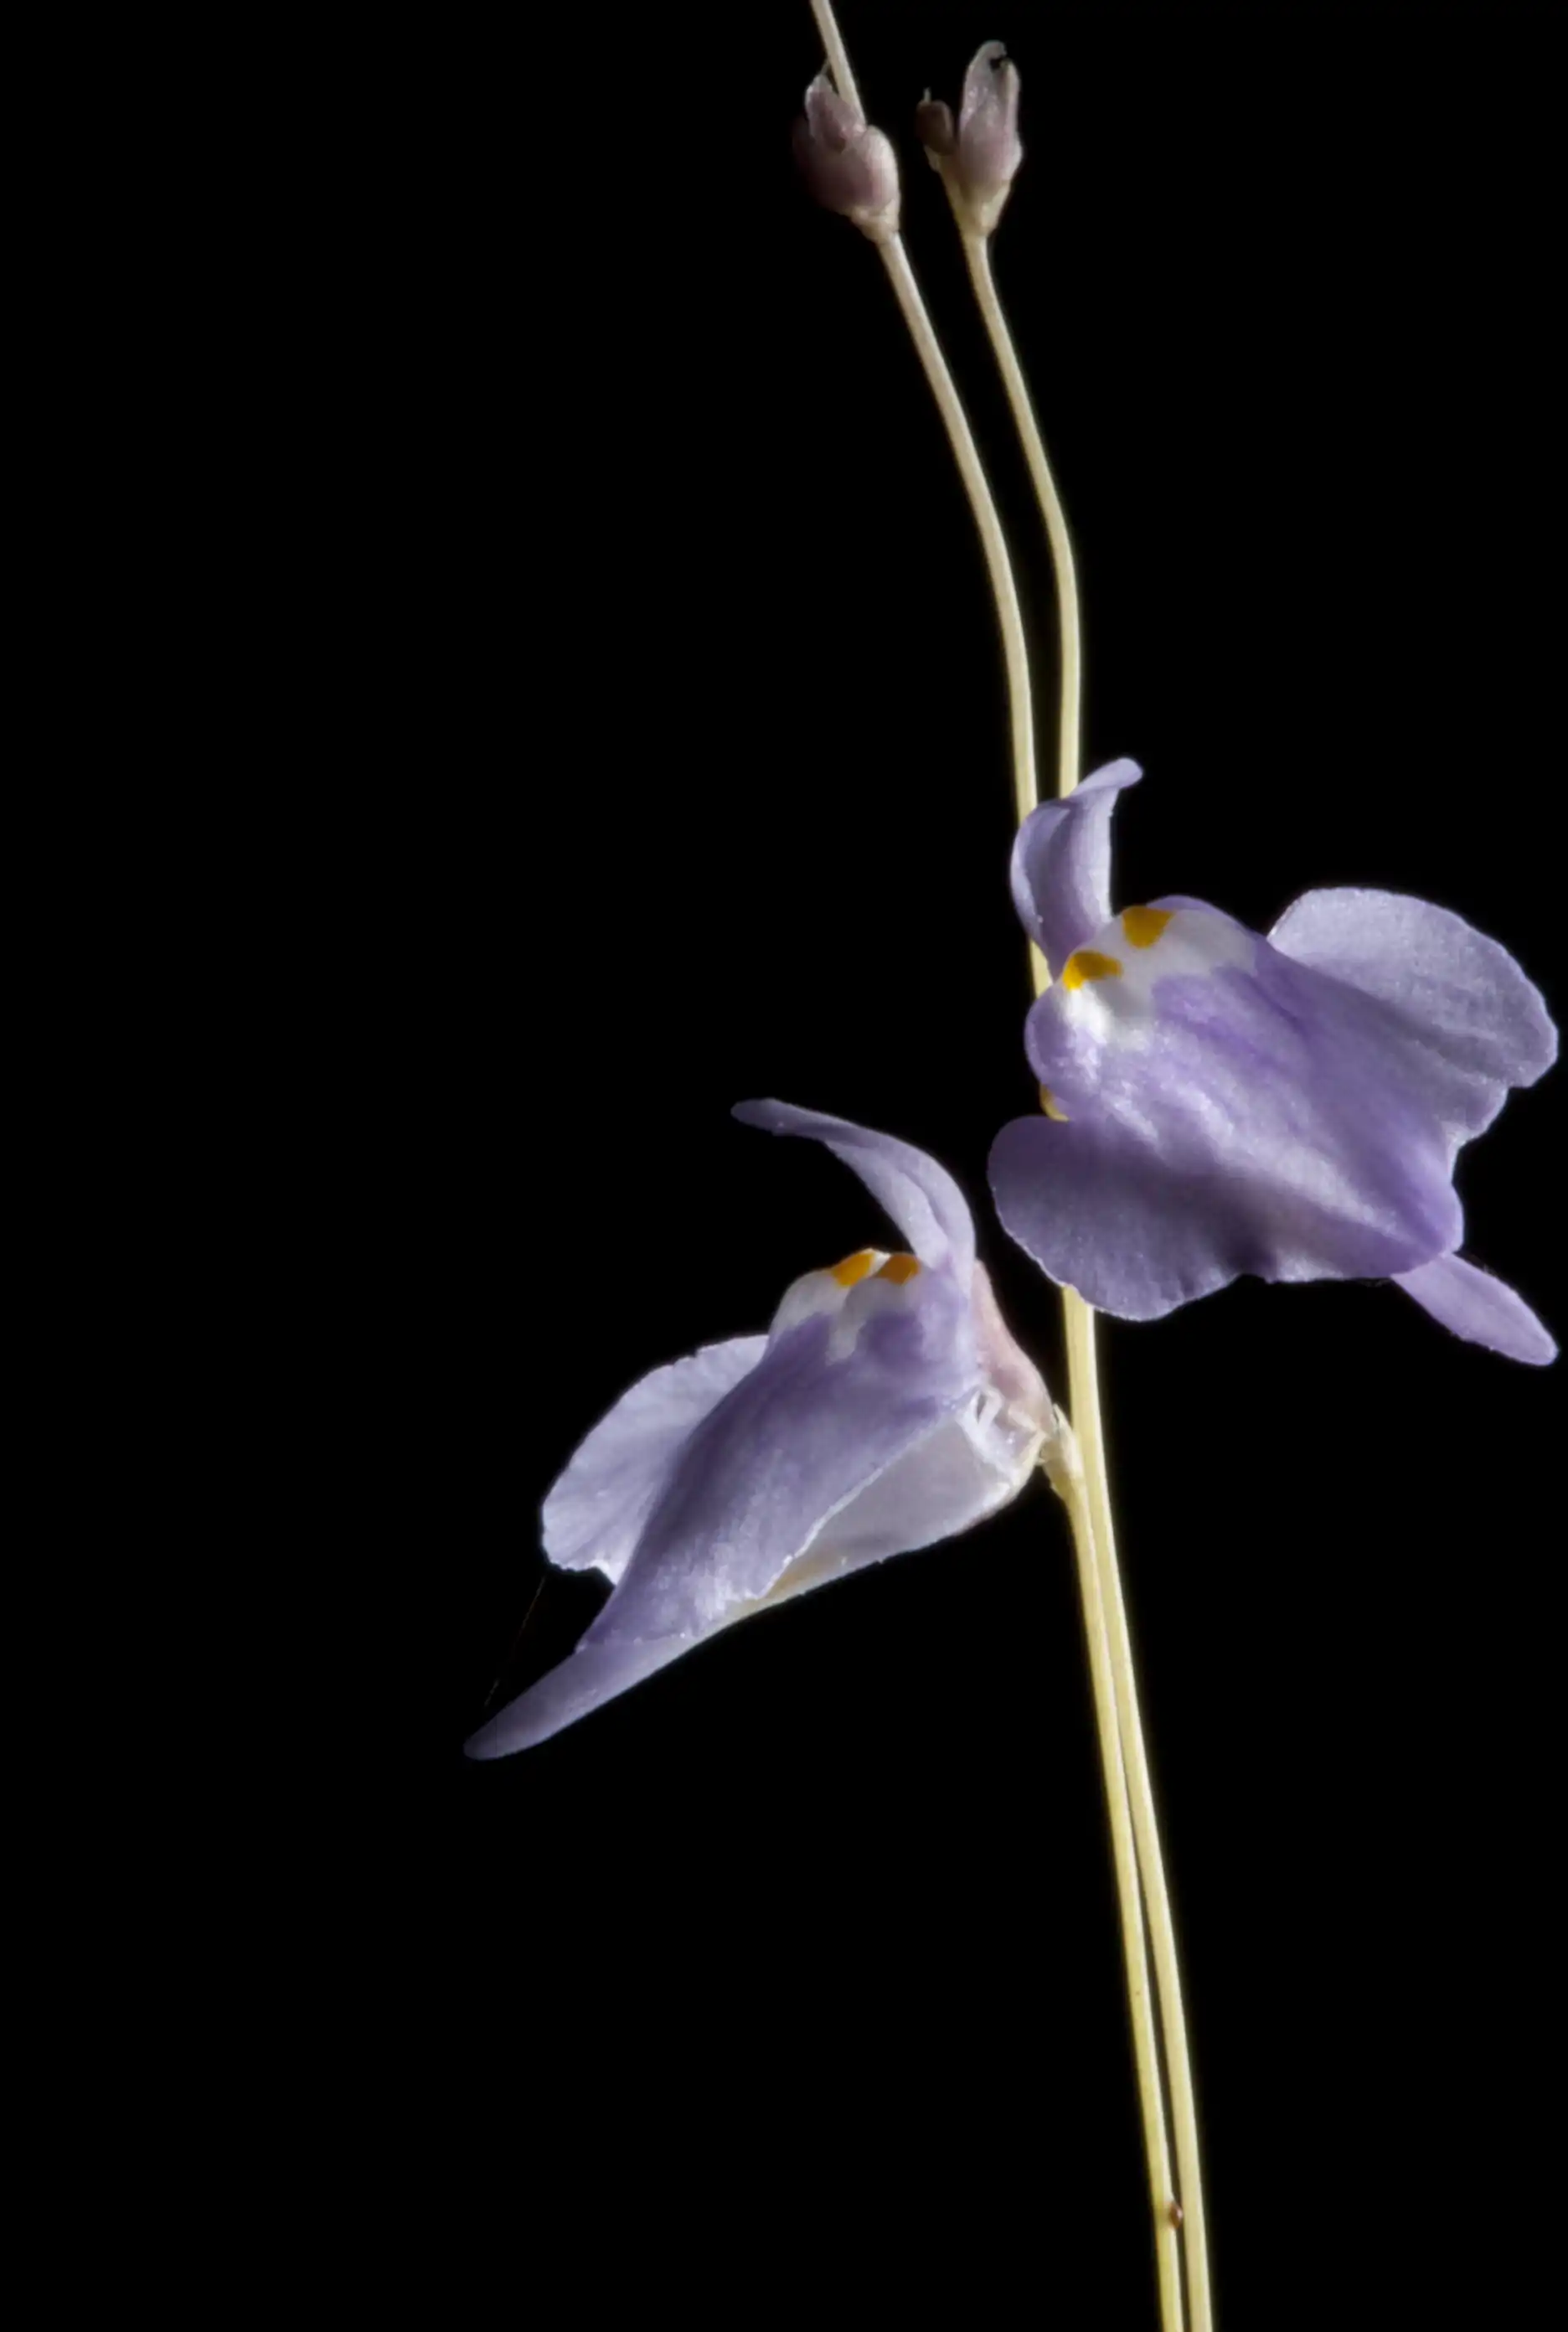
[912,96,956,157]
[918,39,1023,237]
[793,71,901,244]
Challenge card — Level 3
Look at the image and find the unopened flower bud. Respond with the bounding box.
[920,39,1023,237]
[793,70,901,243]
[912,96,956,157]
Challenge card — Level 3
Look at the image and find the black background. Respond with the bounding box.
[344,6,1562,2321]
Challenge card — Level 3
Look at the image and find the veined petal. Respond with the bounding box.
[1268,888,1557,1138]
[541,1336,767,1583]
[1009,759,1142,978]
[733,1099,976,1282]
[1394,1253,1557,1365]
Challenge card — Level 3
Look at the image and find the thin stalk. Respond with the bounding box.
[808,1,1039,828]
[1050,1432,1186,2331]
[962,220,1215,2331]
[1081,1363,1214,2327]
[802,3,1185,2317]
[962,234,1081,805]
[873,238,1037,827]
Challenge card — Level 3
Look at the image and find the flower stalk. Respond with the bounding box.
[799,6,1194,2324]
[950,184,1215,2332]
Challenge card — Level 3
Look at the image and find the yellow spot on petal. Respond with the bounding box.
[1122,905,1174,949]
[876,1251,921,1285]
[1061,948,1123,990]
[830,1248,876,1287]
[1039,1084,1070,1122]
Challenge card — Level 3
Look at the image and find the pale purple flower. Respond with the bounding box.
[467,1103,1052,1759]
[988,761,1557,1362]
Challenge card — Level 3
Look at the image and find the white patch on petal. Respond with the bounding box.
[1060,906,1253,1054]
[768,1254,890,1339]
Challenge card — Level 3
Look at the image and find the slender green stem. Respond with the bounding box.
[963,219,1215,2332]
[1050,1431,1186,2331]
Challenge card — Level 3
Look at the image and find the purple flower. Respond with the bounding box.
[988,761,1557,1362]
[467,1103,1052,1759]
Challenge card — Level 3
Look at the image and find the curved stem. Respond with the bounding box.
[962,234,1081,808]
[873,238,1037,828]
[1050,1433,1185,2332]
[965,223,1215,2332]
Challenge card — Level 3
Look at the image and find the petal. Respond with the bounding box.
[993,905,1472,1318]
[470,1113,1044,1757]
[770,1381,1044,1603]
[464,1305,1045,1760]
[1393,1253,1557,1365]
[991,1110,1251,1319]
[464,1634,699,1760]
[733,1099,976,1282]
[1269,889,1557,1139]
[541,1336,767,1583]
[587,1271,979,1643]
[1009,760,1142,978]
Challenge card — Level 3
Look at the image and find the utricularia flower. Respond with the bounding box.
[467,1102,1053,1759]
[988,761,1557,1362]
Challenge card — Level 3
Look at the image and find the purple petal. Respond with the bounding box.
[1270,890,1555,1133]
[464,1361,1045,1761]
[993,903,1477,1318]
[468,1112,1051,1757]
[733,1099,976,1282]
[1394,1253,1556,1365]
[768,1392,1041,1602]
[1009,760,1142,978]
[465,1282,1004,1757]
[464,1635,696,1761]
[541,1336,767,1583]
[587,1273,978,1643]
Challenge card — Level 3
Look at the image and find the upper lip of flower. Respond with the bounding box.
[465,1102,1050,1760]
[988,761,1557,1362]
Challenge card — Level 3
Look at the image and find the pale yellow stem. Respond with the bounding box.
[962,234,1081,810]
[1050,1430,1187,2332]
[1079,1351,1215,2329]
[807,0,860,114]
[873,238,1037,828]
[810,3,1038,828]
[802,8,1195,2321]
[962,219,1215,2332]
